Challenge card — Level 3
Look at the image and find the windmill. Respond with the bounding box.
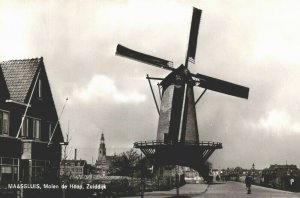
[115,7,249,180]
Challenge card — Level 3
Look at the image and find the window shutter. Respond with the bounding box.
[0,112,3,134]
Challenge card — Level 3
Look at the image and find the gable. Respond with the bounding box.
[28,60,64,143]
[0,57,64,143]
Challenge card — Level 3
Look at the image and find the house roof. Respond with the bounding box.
[0,66,9,99]
[0,57,42,103]
[269,164,298,170]
[61,159,87,166]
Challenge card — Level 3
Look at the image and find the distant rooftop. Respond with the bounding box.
[61,159,87,166]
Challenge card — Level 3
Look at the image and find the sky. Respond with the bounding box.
[1,0,300,170]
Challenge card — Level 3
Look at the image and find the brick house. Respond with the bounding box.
[0,57,64,186]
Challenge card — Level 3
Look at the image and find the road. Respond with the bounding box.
[131,182,300,198]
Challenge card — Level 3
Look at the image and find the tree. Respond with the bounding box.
[108,149,139,177]
[134,156,153,178]
[108,149,151,177]
[60,122,73,183]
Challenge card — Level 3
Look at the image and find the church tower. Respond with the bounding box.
[95,132,110,175]
[98,132,106,160]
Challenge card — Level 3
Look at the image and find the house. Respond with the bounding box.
[0,57,64,186]
[262,164,300,189]
[60,159,89,176]
[264,164,299,177]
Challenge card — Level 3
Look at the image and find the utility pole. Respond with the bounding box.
[252,163,255,183]
[62,121,71,198]
[140,153,144,198]
[74,149,77,160]
[176,165,179,196]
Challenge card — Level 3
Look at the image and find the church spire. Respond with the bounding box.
[101,131,105,143]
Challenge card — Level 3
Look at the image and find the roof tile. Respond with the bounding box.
[0,58,42,103]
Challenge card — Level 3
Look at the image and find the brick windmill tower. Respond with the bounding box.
[115,7,249,180]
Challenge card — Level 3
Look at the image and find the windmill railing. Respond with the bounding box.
[134,140,222,148]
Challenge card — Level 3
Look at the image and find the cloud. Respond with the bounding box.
[73,75,146,103]
[246,109,300,135]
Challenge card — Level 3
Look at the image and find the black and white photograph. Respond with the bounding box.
[1,0,300,197]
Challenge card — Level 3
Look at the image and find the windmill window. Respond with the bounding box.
[0,110,9,135]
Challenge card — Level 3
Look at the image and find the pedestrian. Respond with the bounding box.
[245,174,252,194]
[290,178,295,190]
[216,175,220,182]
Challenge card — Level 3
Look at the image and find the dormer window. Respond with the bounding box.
[0,110,9,135]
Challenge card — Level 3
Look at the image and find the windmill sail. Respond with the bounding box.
[194,73,249,99]
[186,8,202,65]
[116,44,174,70]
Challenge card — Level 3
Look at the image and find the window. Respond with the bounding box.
[21,116,28,137]
[48,122,52,140]
[0,110,9,135]
[32,160,48,183]
[33,119,41,139]
[0,157,19,183]
[38,79,42,98]
[21,116,41,139]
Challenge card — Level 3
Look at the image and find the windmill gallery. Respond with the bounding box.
[116,7,249,181]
